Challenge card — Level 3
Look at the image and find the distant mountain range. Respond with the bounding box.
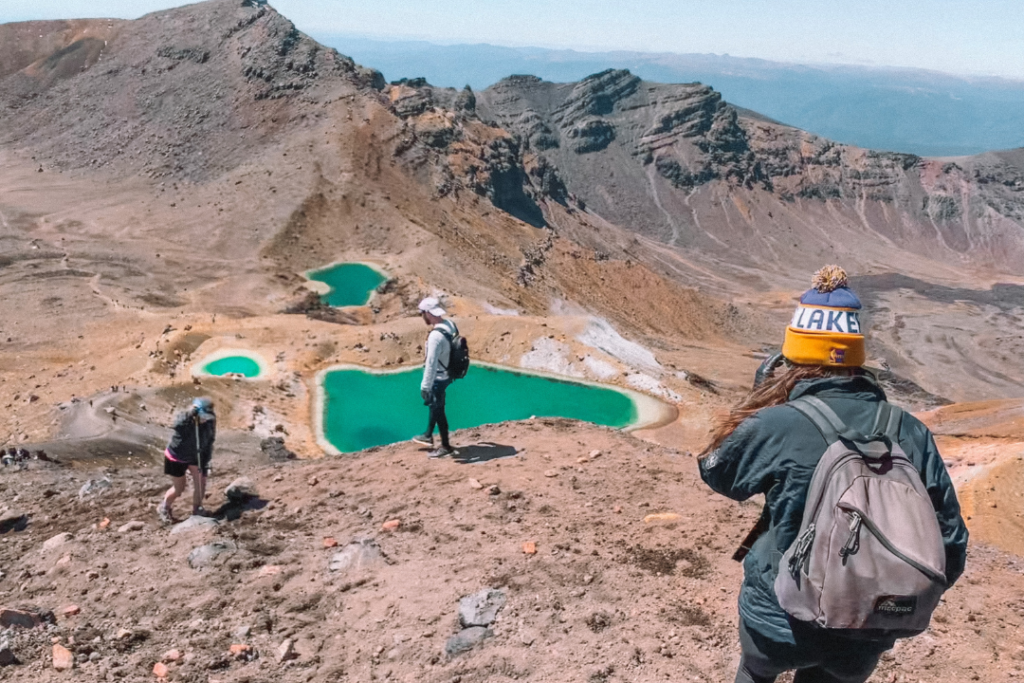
[316,35,1024,158]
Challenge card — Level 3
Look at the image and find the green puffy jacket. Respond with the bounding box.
[699,373,968,645]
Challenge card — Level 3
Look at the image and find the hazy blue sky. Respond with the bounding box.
[3,0,1023,80]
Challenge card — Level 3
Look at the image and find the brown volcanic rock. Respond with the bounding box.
[0,0,382,182]
[472,69,1024,272]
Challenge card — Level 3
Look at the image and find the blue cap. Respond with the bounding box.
[192,397,215,420]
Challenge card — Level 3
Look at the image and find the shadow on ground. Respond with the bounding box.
[452,442,518,464]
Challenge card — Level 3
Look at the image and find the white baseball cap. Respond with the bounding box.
[417,297,446,317]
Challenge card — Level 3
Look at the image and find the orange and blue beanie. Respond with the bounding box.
[781,265,865,367]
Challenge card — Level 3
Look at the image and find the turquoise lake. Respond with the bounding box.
[321,365,638,453]
[202,356,261,378]
[307,263,387,307]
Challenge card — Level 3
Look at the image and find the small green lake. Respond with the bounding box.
[319,365,639,453]
[202,355,262,378]
[307,262,387,307]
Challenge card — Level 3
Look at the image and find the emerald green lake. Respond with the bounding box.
[203,356,261,378]
[307,263,387,307]
[321,365,638,453]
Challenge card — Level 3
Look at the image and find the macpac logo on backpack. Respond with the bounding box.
[436,321,470,380]
[774,396,948,637]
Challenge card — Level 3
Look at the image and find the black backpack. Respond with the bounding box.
[437,322,470,380]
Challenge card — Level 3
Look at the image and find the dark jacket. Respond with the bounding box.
[166,410,216,467]
[699,374,968,645]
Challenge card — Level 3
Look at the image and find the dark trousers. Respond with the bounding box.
[426,379,451,447]
[735,619,891,683]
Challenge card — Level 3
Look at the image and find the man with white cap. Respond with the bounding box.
[412,296,458,457]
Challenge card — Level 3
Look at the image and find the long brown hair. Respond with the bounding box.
[702,364,858,455]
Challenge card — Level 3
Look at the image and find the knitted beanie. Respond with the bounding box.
[781,265,865,367]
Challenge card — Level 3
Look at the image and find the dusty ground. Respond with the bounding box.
[3,419,1024,683]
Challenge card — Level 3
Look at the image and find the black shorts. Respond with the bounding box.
[164,457,208,478]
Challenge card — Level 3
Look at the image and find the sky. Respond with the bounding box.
[3,0,1023,80]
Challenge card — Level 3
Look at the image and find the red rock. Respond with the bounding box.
[52,644,73,671]
[381,519,401,532]
[0,608,40,629]
[523,541,537,555]
[322,537,338,548]
[59,604,81,617]
[162,648,182,663]
[99,518,111,529]
[229,644,251,659]
[153,661,169,677]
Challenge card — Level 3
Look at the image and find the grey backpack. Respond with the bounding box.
[774,396,948,636]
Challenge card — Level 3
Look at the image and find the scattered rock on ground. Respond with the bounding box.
[78,477,112,500]
[41,532,73,551]
[458,588,507,627]
[275,638,295,663]
[445,627,491,657]
[224,477,258,503]
[260,437,296,461]
[52,643,73,671]
[187,539,238,569]
[170,516,219,535]
[0,608,40,629]
[118,521,145,533]
[328,539,383,573]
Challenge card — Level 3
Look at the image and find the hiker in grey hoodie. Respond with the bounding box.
[699,267,968,683]
[412,297,458,457]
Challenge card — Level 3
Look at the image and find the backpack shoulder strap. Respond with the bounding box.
[789,395,869,444]
[433,322,455,370]
[435,320,457,340]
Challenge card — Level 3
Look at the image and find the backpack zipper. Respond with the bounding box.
[839,503,947,586]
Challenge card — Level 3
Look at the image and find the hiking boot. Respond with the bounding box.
[411,433,434,447]
[157,502,174,525]
[428,445,455,459]
[191,506,208,518]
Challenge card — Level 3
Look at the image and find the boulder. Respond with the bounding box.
[187,539,238,569]
[444,627,491,657]
[224,477,258,503]
[458,588,507,628]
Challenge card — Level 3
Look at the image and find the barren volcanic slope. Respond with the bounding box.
[1,1,1024,681]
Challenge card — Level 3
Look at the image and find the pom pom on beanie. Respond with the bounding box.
[781,266,865,367]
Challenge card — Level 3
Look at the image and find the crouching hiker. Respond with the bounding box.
[698,266,968,683]
[158,397,216,523]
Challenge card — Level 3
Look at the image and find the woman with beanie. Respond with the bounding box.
[158,397,216,523]
[699,266,968,683]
